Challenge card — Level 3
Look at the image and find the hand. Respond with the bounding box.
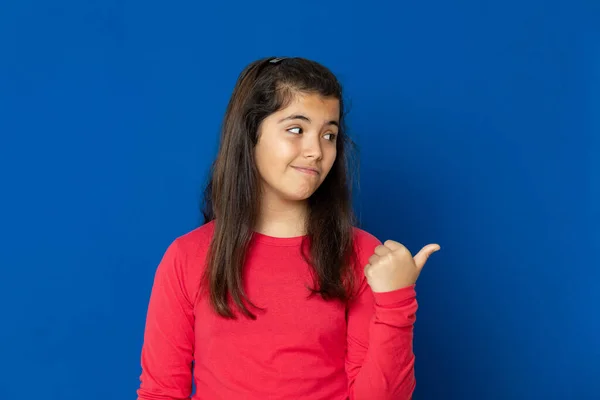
[364,240,440,293]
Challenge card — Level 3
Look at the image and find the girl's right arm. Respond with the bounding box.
[137,239,195,400]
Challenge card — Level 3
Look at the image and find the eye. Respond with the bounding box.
[287,127,303,135]
[323,133,337,141]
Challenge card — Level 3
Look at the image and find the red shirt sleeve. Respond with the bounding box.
[345,235,418,400]
[137,239,195,400]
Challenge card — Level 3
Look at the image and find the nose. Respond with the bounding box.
[302,134,323,160]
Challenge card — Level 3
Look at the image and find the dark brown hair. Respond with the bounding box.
[201,56,359,319]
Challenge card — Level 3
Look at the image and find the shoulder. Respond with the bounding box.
[351,226,383,269]
[346,227,382,297]
[171,220,215,257]
[154,221,215,303]
[352,226,382,254]
[166,220,215,275]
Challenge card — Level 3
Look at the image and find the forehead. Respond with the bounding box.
[275,92,340,121]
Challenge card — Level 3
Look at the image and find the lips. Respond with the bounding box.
[292,166,320,176]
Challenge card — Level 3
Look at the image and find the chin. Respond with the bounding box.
[282,193,313,202]
[265,181,322,203]
[280,188,318,202]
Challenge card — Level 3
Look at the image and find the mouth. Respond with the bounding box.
[292,166,320,176]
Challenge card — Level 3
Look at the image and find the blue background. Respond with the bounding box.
[1,0,598,399]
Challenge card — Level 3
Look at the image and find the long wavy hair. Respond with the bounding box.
[201,56,359,319]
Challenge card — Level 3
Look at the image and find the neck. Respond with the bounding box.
[254,192,308,238]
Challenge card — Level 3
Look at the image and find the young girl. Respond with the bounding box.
[136,56,440,400]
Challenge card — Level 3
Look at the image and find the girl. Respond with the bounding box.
[136,56,440,400]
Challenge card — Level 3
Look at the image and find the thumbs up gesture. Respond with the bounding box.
[364,240,441,293]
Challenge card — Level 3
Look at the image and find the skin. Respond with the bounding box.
[253,91,440,292]
[253,92,339,238]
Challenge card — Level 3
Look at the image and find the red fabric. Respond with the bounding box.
[137,221,417,400]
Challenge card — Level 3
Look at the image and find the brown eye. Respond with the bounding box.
[287,127,303,135]
[324,133,337,141]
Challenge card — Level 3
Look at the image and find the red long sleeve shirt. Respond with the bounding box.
[137,221,417,400]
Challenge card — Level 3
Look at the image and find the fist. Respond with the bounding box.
[364,240,441,293]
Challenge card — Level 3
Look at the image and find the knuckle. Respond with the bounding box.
[383,240,397,249]
[399,246,411,256]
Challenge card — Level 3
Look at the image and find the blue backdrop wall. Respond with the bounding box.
[1,1,598,399]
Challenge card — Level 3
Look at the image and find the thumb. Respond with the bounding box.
[413,244,441,270]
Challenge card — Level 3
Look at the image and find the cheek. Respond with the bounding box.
[255,139,295,175]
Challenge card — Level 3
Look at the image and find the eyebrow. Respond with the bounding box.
[278,114,339,128]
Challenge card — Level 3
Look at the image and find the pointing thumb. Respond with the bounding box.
[413,244,441,270]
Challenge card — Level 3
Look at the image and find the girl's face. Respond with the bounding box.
[254,92,339,205]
